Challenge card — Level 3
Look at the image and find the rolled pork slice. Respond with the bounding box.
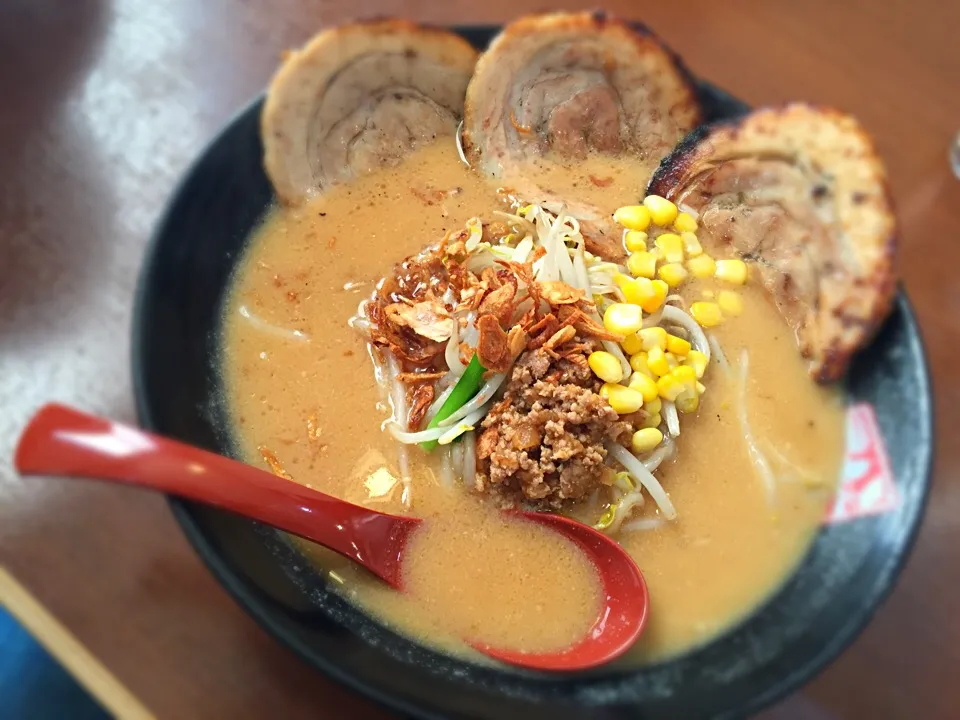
[462,12,701,260]
[648,104,897,382]
[263,20,478,204]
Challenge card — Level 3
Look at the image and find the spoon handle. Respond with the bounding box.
[14,404,417,587]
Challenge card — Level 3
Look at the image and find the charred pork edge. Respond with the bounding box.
[647,103,898,383]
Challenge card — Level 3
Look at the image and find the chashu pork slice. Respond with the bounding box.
[648,104,897,382]
[462,12,700,260]
[262,20,478,204]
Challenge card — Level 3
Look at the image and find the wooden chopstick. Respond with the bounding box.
[0,566,155,720]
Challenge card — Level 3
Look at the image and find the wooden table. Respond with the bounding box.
[1,0,957,717]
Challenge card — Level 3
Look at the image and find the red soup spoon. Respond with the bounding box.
[14,403,649,671]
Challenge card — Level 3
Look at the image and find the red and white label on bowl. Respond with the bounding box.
[825,403,899,523]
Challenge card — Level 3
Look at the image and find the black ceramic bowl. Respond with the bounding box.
[132,25,933,720]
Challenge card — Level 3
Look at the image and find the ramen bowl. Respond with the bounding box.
[132,25,933,720]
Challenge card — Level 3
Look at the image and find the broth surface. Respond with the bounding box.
[501,153,657,211]
[221,141,844,663]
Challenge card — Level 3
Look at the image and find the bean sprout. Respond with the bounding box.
[661,305,710,360]
[663,400,681,437]
[462,430,477,488]
[572,242,590,292]
[642,439,675,473]
[388,406,488,444]
[492,210,535,236]
[607,443,678,520]
[385,353,412,506]
[553,219,578,285]
[512,236,534,262]
[622,517,666,533]
[450,439,465,481]
[763,440,819,485]
[438,446,454,487]
[425,384,455,423]
[438,407,490,445]
[642,308,664,328]
[455,121,469,166]
[238,305,310,342]
[606,492,647,533]
[461,317,480,348]
[437,372,508,427]
[601,339,632,381]
[444,321,466,377]
[737,350,776,503]
[665,294,688,310]
[709,333,731,374]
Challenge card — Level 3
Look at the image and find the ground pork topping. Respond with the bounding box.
[475,348,631,509]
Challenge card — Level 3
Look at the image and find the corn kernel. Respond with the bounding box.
[641,411,662,429]
[657,373,684,401]
[624,230,648,252]
[647,346,670,376]
[718,290,743,316]
[643,280,669,313]
[603,303,643,335]
[681,231,703,257]
[588,351,624,384]
[631,427,664,453]
[687,253,716,278]
[673,212,699,233]
[673,365,698,386]
[614,205,651,231]
[658,262,688,288]
[618,277,640,303]
[643,195,679,226]
[696,381,707,395]
[603,384,645,414]
[621,276,653,305]
[654,233,685,263]
[613,273,634,289]
[627,277,668,313]
[715,258,748,284]
[621,332,642,356]
[627,372,659,402]
[630,352,657,380]
[644,396,662,416]
[599,383,612,399]
[666,334,691,356]
[629,351,653,376]
[676,393,700,414]
[639,327,667,351]
[666,353,680,370]
[627,251,657,279]
[690,301,723,328]
[685,350,708,378]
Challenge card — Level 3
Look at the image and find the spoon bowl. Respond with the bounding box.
[14,403,648,671]
[478,511,648,671]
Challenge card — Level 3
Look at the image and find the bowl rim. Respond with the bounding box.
[131,28,935,720]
